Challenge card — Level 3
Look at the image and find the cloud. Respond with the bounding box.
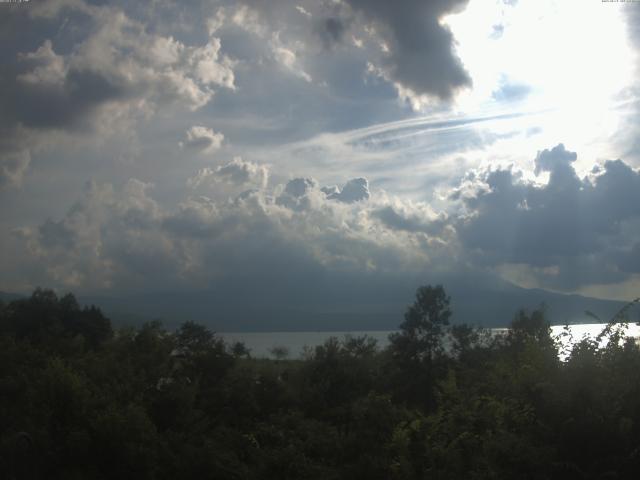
[16,40,66,88]
[323,177,370,203]
[180,126,224,153]
[295,6,312,18]
[231,5,312,82]
[206,7,226,36]
[276,177,322,211]
[2,0,638,309]
[491,76,531,102]
[188,157,269,190]
[276,176,371,211]
[13,170,450,294]
[3,12,235,130]
[345,0,471,105]
[372,202,446,235]
[316,16,350,50]
[12,142,640,301]
[624,4,640,50]
[0,149,31,188]
[271,40,312,82]
[283,177,318,197]
[454,144,640,289]
[15,179,170,290]
[0,0,237,185]
[231,0,470,109]
[162,196,222,239]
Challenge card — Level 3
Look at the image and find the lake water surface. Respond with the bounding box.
[221,323,640,359]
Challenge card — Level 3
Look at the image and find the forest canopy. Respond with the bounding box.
[1,287,640,479]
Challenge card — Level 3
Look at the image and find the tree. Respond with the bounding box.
[390,284,451,365]
[230,341,251,359]
[387,285,451,409]
[269,345,290,361]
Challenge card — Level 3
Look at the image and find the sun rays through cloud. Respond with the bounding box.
[2,0,640,324]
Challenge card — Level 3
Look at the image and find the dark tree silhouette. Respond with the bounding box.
[391,284,451,364]
[388,284,452,408]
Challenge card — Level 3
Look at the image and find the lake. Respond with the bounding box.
[220,323,640,359]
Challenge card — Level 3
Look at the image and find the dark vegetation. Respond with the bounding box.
[1,286,640,479]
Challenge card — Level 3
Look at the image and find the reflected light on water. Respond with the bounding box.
[222,323,640,360]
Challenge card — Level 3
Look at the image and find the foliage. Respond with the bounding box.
[1,286,640,478]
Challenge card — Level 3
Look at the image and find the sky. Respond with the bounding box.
[1,0,640,321]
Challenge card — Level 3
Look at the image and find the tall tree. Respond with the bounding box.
[391,284,451,365]
[388,285,451,408]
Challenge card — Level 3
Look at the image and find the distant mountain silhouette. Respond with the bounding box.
[0,291,24,303]
[2,278,631,332]
[77,277,632,332]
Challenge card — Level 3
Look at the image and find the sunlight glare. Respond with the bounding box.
[445,0,634,118]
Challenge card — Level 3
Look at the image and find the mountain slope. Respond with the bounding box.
[79,281,631,332]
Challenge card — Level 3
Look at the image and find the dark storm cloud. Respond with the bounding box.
[345,0,471,100]
[455,144,640,287]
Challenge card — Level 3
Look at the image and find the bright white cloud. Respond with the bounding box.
[188,157,269,190]
[181,126,224,153]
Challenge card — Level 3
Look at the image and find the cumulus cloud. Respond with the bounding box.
[13,171,453,294]
[14,142,640,306]
[234,0,471,108]
[16,178,171,290]
[454,144,640,289]
[276,177,322,211]
[323,177,370,203]
[283,177,318,197]
[180,126,224,153]
[275,176,371,211]
[372,201,447,235]
[16,40,66,88]
[162,196,222,239]
[188,157,269,190]
[345,0,471,106]
[0,0,237,185]
[4,13,235,130]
